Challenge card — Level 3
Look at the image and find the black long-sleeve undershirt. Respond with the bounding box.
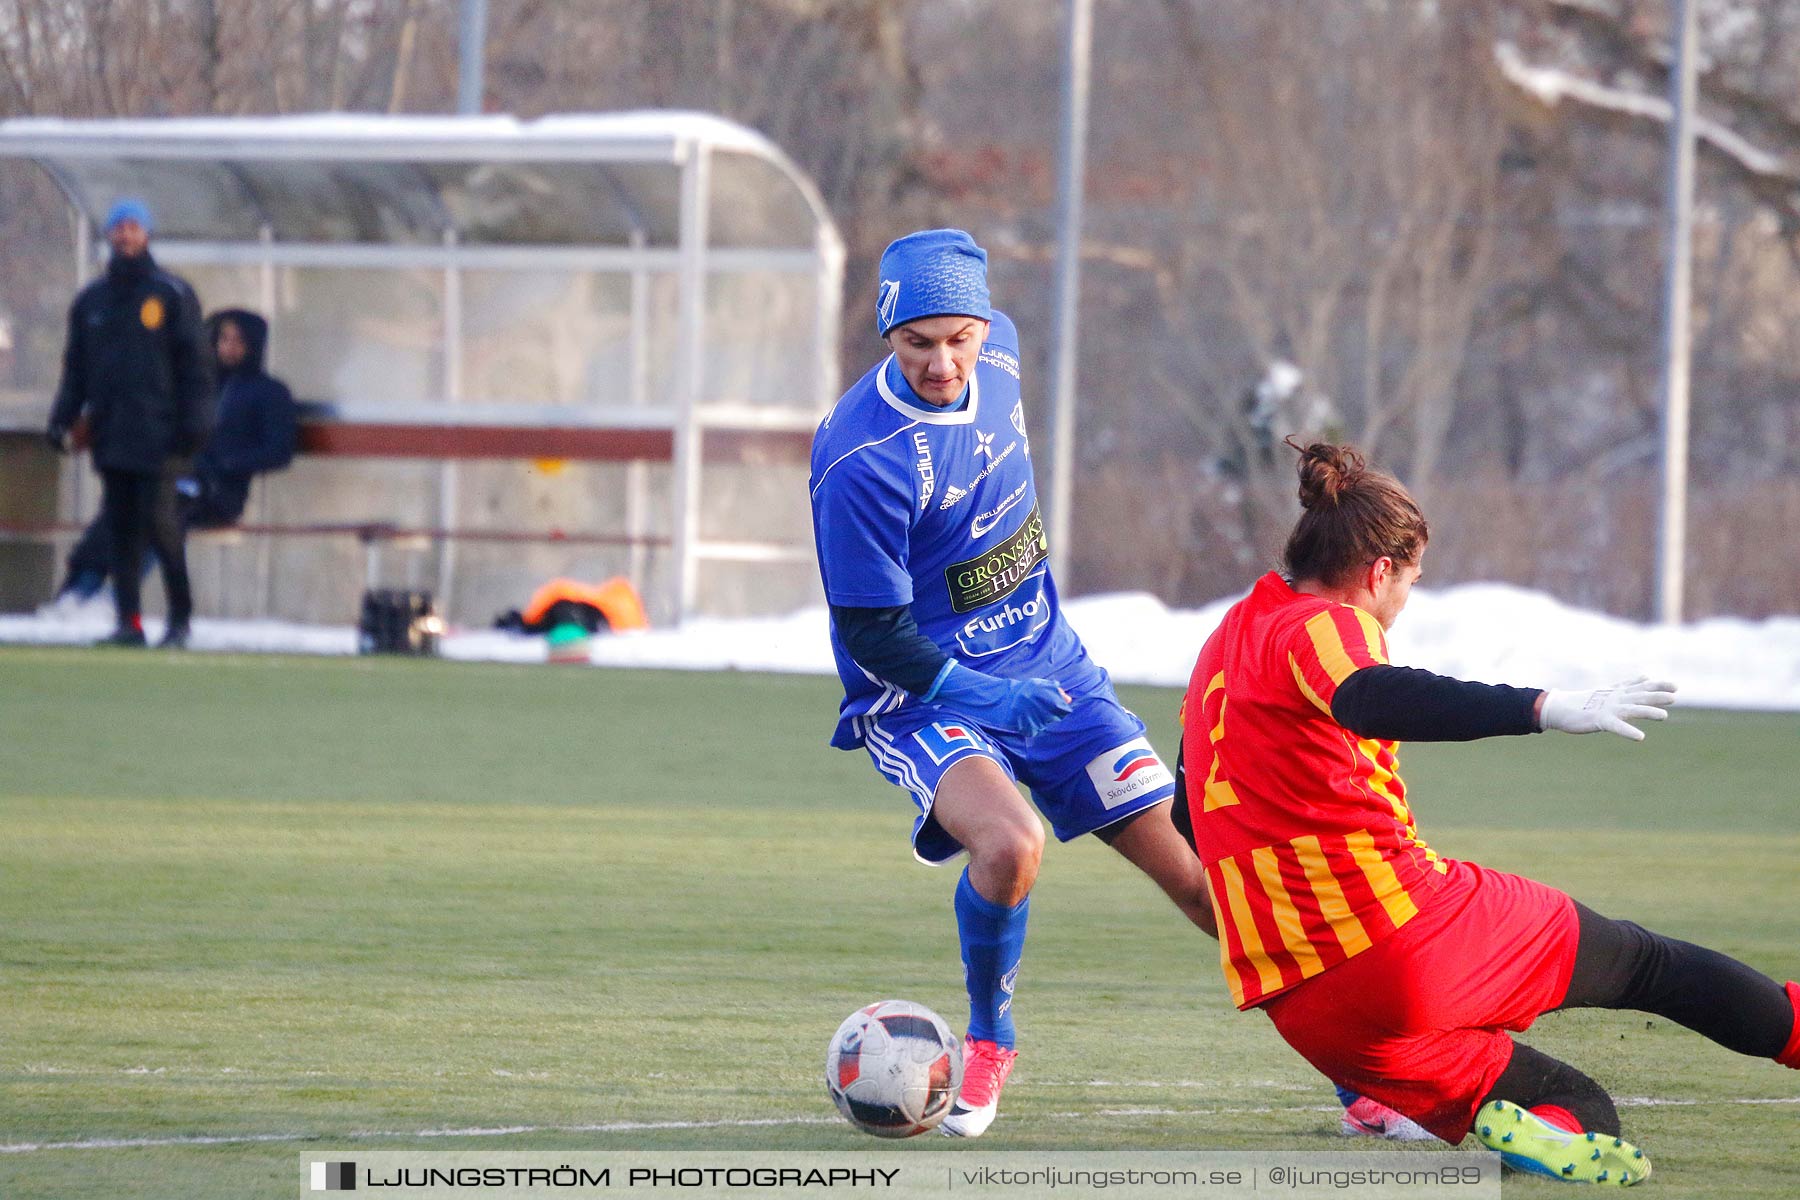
[829,603,949,697]
[1330,664,1542,742]
[1171,664,1542,855]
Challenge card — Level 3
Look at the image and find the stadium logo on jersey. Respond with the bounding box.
[913,430,935,509]
[1084,739,1174,809]
[980,343,1021,380]
[945,505,1049,614]
[938,483,968,510]
[879,279,901,330]
[914,721,982,765]
[955,581,1050,658]
[970,481,1029,539]
[973,431,996,460]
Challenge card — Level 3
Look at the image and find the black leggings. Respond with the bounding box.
[100,466,192,629]
[1478,902,1793,1135]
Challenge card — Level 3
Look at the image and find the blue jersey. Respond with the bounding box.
[810,312,1104,749]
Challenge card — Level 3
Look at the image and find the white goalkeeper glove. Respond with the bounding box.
[1538,675,1677,741]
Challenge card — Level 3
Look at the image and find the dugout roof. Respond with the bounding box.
[0,111,832,254]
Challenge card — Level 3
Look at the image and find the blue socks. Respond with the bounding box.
[1335,1084,1361,1107]
[954,867,1029,1049]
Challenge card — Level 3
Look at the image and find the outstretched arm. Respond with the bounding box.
[1332,665,1675,743]
[1331,665,1541,742]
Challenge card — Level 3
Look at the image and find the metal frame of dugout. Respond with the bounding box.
[0,111,845,622]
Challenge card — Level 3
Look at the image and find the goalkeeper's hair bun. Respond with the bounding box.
[1281,437,1428,587]
[1290,440,1365,510]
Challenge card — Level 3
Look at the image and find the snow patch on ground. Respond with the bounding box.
[4,583,1797,711]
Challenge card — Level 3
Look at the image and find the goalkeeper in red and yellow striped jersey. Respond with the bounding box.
[1177,440,1800,1186]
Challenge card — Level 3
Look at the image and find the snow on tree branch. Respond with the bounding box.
[1495,40,1792,182]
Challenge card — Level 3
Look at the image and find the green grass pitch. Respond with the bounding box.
[1,646,1795,1197]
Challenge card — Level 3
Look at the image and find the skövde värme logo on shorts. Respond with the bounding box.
[1112,747,1161,783]
[1083,739,1174,808]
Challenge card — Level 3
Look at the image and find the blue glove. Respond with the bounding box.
[923,661,1073,737]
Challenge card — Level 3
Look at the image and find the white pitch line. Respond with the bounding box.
[0,1132,318,1154]
[4,1095,1796,1155]
[0,1116,839,1155]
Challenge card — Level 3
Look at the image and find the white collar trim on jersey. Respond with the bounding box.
[876,355,980,425]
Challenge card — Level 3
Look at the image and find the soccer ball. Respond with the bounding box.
[825,1000,964,1138]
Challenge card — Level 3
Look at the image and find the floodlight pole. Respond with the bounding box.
[1655,0,1697,624]
[1046,0,1093,584]
[457,0,487,116]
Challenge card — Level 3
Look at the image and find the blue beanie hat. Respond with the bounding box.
[876,228,991,337]
[103,198,153,234]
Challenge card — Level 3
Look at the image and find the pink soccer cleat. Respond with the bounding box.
[1340,1094,1440,1142]
[939,1036,1018,1138]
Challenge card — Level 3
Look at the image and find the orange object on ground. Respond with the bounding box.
[521,577,648,633]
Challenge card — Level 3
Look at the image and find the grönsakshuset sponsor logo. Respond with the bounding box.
[944,504,1048,614]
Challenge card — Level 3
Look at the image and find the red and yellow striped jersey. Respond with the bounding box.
[1182,572,1449,1008]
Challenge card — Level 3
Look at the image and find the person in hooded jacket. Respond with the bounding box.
[47,198,210,647]
[182,309,297,528]
[53,307,297,625]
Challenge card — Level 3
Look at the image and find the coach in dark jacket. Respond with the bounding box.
[47,198,211,647]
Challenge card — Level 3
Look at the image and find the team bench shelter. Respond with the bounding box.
[0,112,845,625]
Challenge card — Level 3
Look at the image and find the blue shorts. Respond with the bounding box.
[855,681,1177,865]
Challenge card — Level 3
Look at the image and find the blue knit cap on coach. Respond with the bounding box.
[103,197,153,234]
[876,228,992,337]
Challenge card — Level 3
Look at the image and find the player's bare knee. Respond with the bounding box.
[994,821,1043,884]
[967,823,1042,905]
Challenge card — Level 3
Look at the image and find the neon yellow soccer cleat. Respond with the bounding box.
[1474,1100,1651,1186]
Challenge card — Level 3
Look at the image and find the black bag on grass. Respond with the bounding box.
[358,589,440,656]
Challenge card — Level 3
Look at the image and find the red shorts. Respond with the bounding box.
[1261,859,1579,1143]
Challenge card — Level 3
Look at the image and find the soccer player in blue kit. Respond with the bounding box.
[809,230,1219,1137]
